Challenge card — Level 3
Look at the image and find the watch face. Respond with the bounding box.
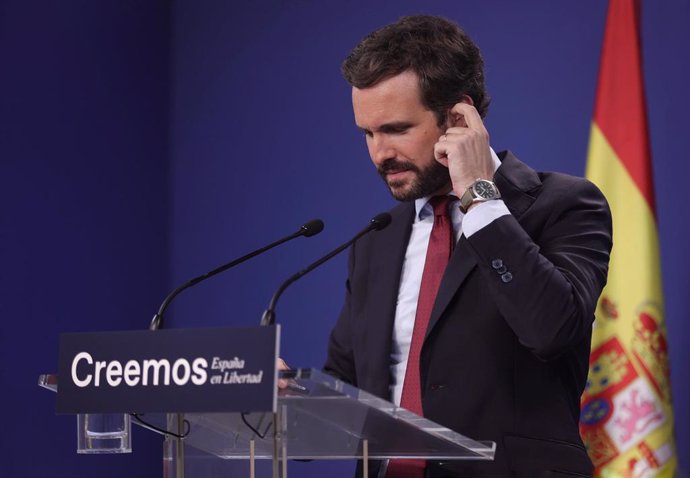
[473,180,495,199]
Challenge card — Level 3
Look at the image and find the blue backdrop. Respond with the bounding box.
[2,1,688,476]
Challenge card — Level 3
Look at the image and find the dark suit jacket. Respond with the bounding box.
[324,151,612,477]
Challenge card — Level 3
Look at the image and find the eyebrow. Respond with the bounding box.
[359,121,415,134]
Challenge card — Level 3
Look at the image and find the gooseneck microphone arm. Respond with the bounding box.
[260,213,392,327]
[150,219,324,331]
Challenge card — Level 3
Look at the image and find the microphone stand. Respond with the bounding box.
[260,213,391,327]
[150,219,323,330]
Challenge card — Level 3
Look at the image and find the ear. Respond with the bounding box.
[448,95,475,127]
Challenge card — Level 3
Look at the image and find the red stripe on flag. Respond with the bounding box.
[593,0,656,214]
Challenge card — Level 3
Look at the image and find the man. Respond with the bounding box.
[323,15,612,478]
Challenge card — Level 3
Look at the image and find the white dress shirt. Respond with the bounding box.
[389,148,510,405]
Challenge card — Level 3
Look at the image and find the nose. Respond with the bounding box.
[368,135,396,166]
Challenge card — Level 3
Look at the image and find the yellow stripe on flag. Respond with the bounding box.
[586,124,663,329]
[581,98,676,478]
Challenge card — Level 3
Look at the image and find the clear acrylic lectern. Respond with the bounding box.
[40,368,495,477]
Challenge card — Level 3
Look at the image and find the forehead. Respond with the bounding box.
[351,71,429,128]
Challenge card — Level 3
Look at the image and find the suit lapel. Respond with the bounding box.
[493,150,542,217]
[425,236,476,339]
[362,203,414,395]
[424,151,542,338]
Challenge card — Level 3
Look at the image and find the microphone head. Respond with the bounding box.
[300,219,325,237]
[370,212,392,231]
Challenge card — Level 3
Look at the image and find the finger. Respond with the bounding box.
[443,127,473,137]
[277,358,290,388]
[450,103,485,131]
[433,141,450,167]
[443,128,489,148]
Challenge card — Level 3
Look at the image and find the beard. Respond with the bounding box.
[377,157,451,201]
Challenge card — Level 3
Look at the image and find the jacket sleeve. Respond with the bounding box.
[465,176,612,360]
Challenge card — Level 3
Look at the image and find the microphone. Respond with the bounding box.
[260,212,392,326]
[150,219,324,330]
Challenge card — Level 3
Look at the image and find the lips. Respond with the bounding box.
[386,169,412,178]
[379,162,416,175]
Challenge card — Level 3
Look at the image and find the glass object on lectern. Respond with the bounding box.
[77,413,131,454]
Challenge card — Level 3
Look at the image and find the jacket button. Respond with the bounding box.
[491,259,503,269]
[496,265,507,274]
[501,272,513,283]
[429,384,447,391]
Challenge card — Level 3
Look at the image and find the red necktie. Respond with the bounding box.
[386,195,456,478]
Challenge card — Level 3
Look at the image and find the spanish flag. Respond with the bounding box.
[579,0,677,475]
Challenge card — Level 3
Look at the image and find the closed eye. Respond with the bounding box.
[358,122,414,139]
[379,123,413,134]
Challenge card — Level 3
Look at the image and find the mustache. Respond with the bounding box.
[377,159,419,176]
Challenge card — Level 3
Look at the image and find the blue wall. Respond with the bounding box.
[1,1,168,476]
[3,1,688,476]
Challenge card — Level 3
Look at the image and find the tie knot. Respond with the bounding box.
[429,195,455,217]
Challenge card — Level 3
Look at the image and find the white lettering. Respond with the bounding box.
[172,358,191,386]
[94,360,107,387]
[69,354,209,388]
[71,352,93,388]
[222,370,263,384]
[106,361,123,386]
[142,359,171,386]
[210,356,245,372]
[124,360,141,386]
[191,358,208,385]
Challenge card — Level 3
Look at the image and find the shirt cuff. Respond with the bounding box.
[462,200,511,237]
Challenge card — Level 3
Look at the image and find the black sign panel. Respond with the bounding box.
[56,326,278,414]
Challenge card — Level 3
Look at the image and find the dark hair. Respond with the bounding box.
[342,15,490,122]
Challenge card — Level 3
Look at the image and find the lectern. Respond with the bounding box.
[40,367,495,477]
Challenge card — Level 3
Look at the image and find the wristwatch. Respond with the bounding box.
[459,178,501,213]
